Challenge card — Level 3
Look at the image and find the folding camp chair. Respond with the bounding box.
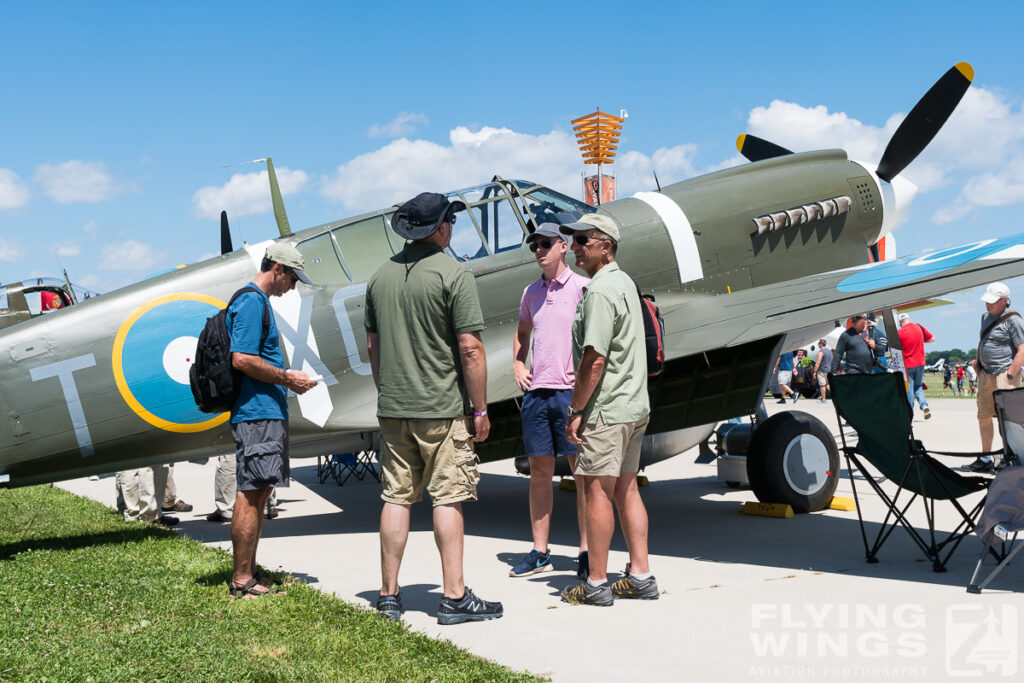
[830,372,991,572]
[317,451,379,486]
[994,388,1024,469]
[967,467,1024,593]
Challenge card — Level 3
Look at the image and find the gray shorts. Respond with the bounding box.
[231,419,290,491]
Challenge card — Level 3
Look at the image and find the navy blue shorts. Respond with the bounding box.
[521,388,578,458]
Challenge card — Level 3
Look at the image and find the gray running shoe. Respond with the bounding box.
[437,587,503,625]
[610,573,660,600]
[560,581,614,606]
[376,592,403,621]
[923,406,932,420]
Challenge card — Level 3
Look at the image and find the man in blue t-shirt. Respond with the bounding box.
[225,242,317,598]
[774,351,797,404]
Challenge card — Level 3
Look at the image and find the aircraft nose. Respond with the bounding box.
[877,173,918,240]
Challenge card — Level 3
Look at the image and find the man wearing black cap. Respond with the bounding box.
[365,192,502,625]
[227,242,318,598]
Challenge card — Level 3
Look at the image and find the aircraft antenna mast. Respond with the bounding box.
[572,108,624,206]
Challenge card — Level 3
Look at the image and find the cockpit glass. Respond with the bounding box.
[513,182,595,228]
[0,286,7,310]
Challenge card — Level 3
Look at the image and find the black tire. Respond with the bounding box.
[746,411,839,513]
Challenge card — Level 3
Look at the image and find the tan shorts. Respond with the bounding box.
[977,371,1023,418]
[816,371,829,389]
[574,415,650,477]
[378,417,480,506]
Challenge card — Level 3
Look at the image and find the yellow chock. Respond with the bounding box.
[637,475,650,487]
[558,478,577,492]
[742,502,794,518]
[829,496,856,512]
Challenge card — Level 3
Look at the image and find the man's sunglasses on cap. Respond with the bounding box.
[529,238,554,253]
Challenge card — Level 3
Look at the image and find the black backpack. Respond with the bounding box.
[189,286,270,414]
[633,281,666,377]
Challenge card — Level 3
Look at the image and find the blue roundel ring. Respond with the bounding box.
[112,293,230,433]
[837,235,1024,293]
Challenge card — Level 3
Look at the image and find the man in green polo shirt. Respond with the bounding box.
[364,191,502,625]
[559,212,657,606]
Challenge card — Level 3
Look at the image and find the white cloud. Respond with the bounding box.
[320,126,695,213]
[368,112,429,138]
[99,240,165,270]
[191,167,309,220]
[0,169,30,210]
[33,160,119,203]
[53,243,81,258]
[82,220,99,239]
[0,237,26,263]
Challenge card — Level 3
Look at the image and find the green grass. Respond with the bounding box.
[0,485,543,682]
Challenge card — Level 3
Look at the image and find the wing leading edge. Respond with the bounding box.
[663,233,1024,356]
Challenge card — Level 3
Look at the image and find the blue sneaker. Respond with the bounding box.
[509,549,553,577]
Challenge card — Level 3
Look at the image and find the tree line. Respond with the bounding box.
[925,349,978,364]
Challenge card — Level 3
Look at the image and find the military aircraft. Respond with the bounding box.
[2,62,1020,513]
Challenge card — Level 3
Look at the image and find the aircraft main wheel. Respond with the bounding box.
[746,411,839,513]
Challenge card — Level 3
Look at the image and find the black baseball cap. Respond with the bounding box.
[391,192,467,240]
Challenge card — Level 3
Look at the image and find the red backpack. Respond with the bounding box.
[633,281,665,377]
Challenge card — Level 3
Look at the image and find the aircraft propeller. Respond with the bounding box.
[737,63,973,181]
[220,210,233,255]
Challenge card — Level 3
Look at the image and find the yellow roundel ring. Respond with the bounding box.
[112,292,231,433]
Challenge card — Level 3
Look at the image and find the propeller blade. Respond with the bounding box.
[736,134,793,162]
[220,210,233,255]
[875,62,973,182]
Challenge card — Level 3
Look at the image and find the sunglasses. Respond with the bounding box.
[445,214,457,225]
[573,234,611,247]
[283,267,299,283]
[529,238,554,253]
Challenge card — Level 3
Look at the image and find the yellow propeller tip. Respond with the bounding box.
[955,61,974,83]
[736,133,747,152]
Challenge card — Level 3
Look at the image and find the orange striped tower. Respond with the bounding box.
[572,108,624,206]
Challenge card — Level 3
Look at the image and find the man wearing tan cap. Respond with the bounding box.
[558,212,657,606]
[226,242,317,598]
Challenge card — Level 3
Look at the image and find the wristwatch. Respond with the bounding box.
[567,406,584,418]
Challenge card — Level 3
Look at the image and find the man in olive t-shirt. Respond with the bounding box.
[559,212,656,607]
[364,192,502,626]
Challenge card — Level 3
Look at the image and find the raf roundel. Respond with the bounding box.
[837,234,1024,293]
[112,293,230,433]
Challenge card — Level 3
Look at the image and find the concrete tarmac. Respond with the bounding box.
[60,397,1024,682]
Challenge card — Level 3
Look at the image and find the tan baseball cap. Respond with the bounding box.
[264,242,312,284]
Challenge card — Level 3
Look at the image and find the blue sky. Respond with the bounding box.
[3,1,1024,350]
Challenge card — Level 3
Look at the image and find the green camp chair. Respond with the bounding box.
[829,372,991,572]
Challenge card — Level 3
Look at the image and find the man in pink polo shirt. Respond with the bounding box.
[510,221,590,579]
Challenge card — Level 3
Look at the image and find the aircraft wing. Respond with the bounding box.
[662,233,1024,356]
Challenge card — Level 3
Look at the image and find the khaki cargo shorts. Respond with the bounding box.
[977,370,1023,418]
[377,417,480,506]
[574,415,650,477]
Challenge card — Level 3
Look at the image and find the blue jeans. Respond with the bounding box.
[906,365,928,410]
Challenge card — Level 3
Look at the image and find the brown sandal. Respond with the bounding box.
[253,570,288,594]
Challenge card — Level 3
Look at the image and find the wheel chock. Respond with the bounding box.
[742,502,794,518]
[637,475,650,487]
[558,478,577,492]
[829,496,856,511]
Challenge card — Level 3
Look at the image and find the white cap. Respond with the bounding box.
[898,313,911,322]
[981,282,1010,304]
